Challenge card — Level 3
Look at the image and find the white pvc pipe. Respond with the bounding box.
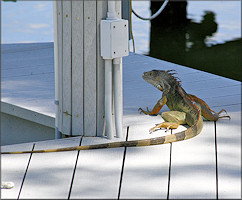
[105,59,114,139]
[107,1,116,19]
[53,1,61,139]
[113,57,123,138]
[114,0,123,138]
[104,0,116,139]
[104,0,124,139]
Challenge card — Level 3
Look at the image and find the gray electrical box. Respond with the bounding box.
[100,19,129,59]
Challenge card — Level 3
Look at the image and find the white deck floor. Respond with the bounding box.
[1,43,241,199]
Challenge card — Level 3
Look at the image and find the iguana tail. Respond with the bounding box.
[1,112,203,155]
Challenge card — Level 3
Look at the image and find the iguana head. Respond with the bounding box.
[142,70,181,92]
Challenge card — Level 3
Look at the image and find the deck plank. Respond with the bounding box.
[1,143,34,199]
[120,122,173,199]
[169,121,217,199]
[70,128,127,198]
[216,104,241,199]
[18,137,81,198]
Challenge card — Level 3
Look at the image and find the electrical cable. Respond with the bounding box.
[132,0,169,21]
[129,0,135,52]
[129,0,169,52]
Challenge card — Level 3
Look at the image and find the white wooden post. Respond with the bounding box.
[54,0,127,137]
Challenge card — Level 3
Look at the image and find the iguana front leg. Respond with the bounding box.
[150,111,186,133]
[188,94,231,121]
[139,95,167,115]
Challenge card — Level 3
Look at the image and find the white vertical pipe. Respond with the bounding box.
[105,59,114,139]
[107,1,116,19]
[104,0,124,138]
[113,0,123,138]
[104,0,117,139]
[113,58,123,138]
[53,1,61,139]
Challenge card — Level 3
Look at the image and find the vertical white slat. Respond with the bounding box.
[96,0,107,137]
[71,0,84,136]
[56,1,63,133]
[83,0,97,136]
[53,0,58,132]
[62,1,72,135]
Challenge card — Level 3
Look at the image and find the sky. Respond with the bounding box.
[2,1,241,54]
[2,1,53,43]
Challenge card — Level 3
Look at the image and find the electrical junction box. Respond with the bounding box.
[100,19,129,59]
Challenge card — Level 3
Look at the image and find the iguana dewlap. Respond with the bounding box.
[1,70,230,155]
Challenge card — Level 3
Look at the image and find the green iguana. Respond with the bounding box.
[138,70,230,133]
[1,70,230,155]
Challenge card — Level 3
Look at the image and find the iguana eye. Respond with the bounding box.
[157,85,163,91]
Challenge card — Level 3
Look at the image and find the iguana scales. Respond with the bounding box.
[1,70,230,155]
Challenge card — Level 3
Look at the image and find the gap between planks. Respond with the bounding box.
[17,143,35,199]
[118,126,129,199]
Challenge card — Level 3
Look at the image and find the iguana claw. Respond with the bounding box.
[217,109,231,119]
[149,122,179,133]
[138,107,151,115]
[218,109,227,115]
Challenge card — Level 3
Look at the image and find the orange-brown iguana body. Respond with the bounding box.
[1,70,230,155]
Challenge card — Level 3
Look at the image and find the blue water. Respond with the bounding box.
[131,1,241,54]
[2,1,241,54]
